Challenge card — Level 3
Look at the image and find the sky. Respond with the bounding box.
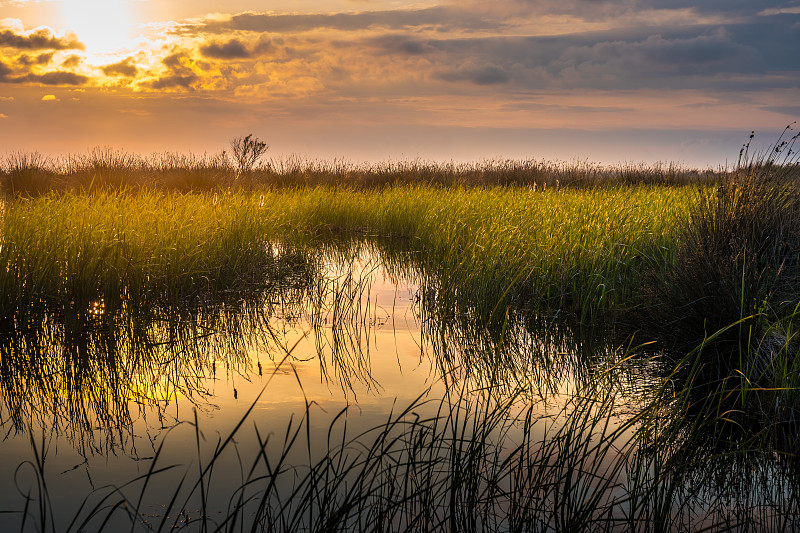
[0,0,798,168]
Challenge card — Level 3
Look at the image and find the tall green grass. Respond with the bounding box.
[0,185,690,329]
[0,190,292,325]
[268,185,690,327]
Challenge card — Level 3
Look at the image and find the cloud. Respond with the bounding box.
[0,41,91,87]
[409,20,796,91]
[61,55,81,68]
[0,60,12,82]
[2,2,796,102]
[0,68,89,86]
[24,71,89,85]
[435,63,510,85]
[140,48,210,90]
[762,105,800,116]
[41,94,58,101]
[162,50,192,72]
[144,49,201,90]
[102,58,138,77]
[199,39,251,59]
[0,113,7,118]
[16,52,53,66]
[0,27,84,50]
[488,0,764,21]
[182,6,500,35]
[759,6,800,16]
[149,74,197,89]
[364,35,437,56]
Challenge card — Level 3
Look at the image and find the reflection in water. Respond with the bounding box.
[0,241,799,530]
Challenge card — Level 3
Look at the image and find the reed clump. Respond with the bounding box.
[1,150,719,194]
[0,190,316,331]
[640,125,800,393]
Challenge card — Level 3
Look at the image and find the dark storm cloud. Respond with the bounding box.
[162,51,188,71]
[0,61,12,82]
[505,0,766,19]
[0,28,84,50]
[639,0,769,16]
[0,53,89,86]
[183,2,798,95]
[146,49,200,90]
[102,58,138,77]
[61,55,82,68]
[185,6,500,35]
[200,39,251,59]
[364,35,436,55]
[423,19,799,91]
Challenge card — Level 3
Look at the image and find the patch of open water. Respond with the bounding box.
[0,248,797,531]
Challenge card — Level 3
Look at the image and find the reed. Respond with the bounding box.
[638,125,800,396]
[2,140,799,531]
[0,185,689,331]
[1,150,719,194]
[10,345,798,532]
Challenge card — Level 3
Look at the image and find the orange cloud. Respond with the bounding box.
[0,27,84,50]
[102,58,138,78]
[199,39,251,59]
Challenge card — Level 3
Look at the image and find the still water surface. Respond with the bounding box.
[0,248,797,530]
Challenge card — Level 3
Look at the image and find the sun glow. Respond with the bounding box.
[60,0,134,54]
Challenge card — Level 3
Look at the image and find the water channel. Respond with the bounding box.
[0,245,797,531]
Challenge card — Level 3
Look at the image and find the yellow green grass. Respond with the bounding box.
[0,185,691,329]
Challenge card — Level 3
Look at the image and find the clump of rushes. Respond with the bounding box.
[0,189,308,329]
[2,150,719,194]
[642,125,800,386]
[2,151,59,196]
[271,185,688,327]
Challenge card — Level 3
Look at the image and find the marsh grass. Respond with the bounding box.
[1,150,718,195]
[0,190,297,326]
[0,184,689,330]
[638,125,800,399]
[269,185,688,327]
[3,138,800,530]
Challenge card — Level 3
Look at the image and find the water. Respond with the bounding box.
[0,249,450,528]
[0,247,798,531]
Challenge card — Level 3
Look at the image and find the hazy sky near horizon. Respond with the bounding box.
[0,0,798,167]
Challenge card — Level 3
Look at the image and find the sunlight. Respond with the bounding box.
[60,0,133,54]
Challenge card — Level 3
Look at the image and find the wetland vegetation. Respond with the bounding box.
[1,128,800,531]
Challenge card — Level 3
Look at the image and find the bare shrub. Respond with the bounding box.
[230,134,269,177]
